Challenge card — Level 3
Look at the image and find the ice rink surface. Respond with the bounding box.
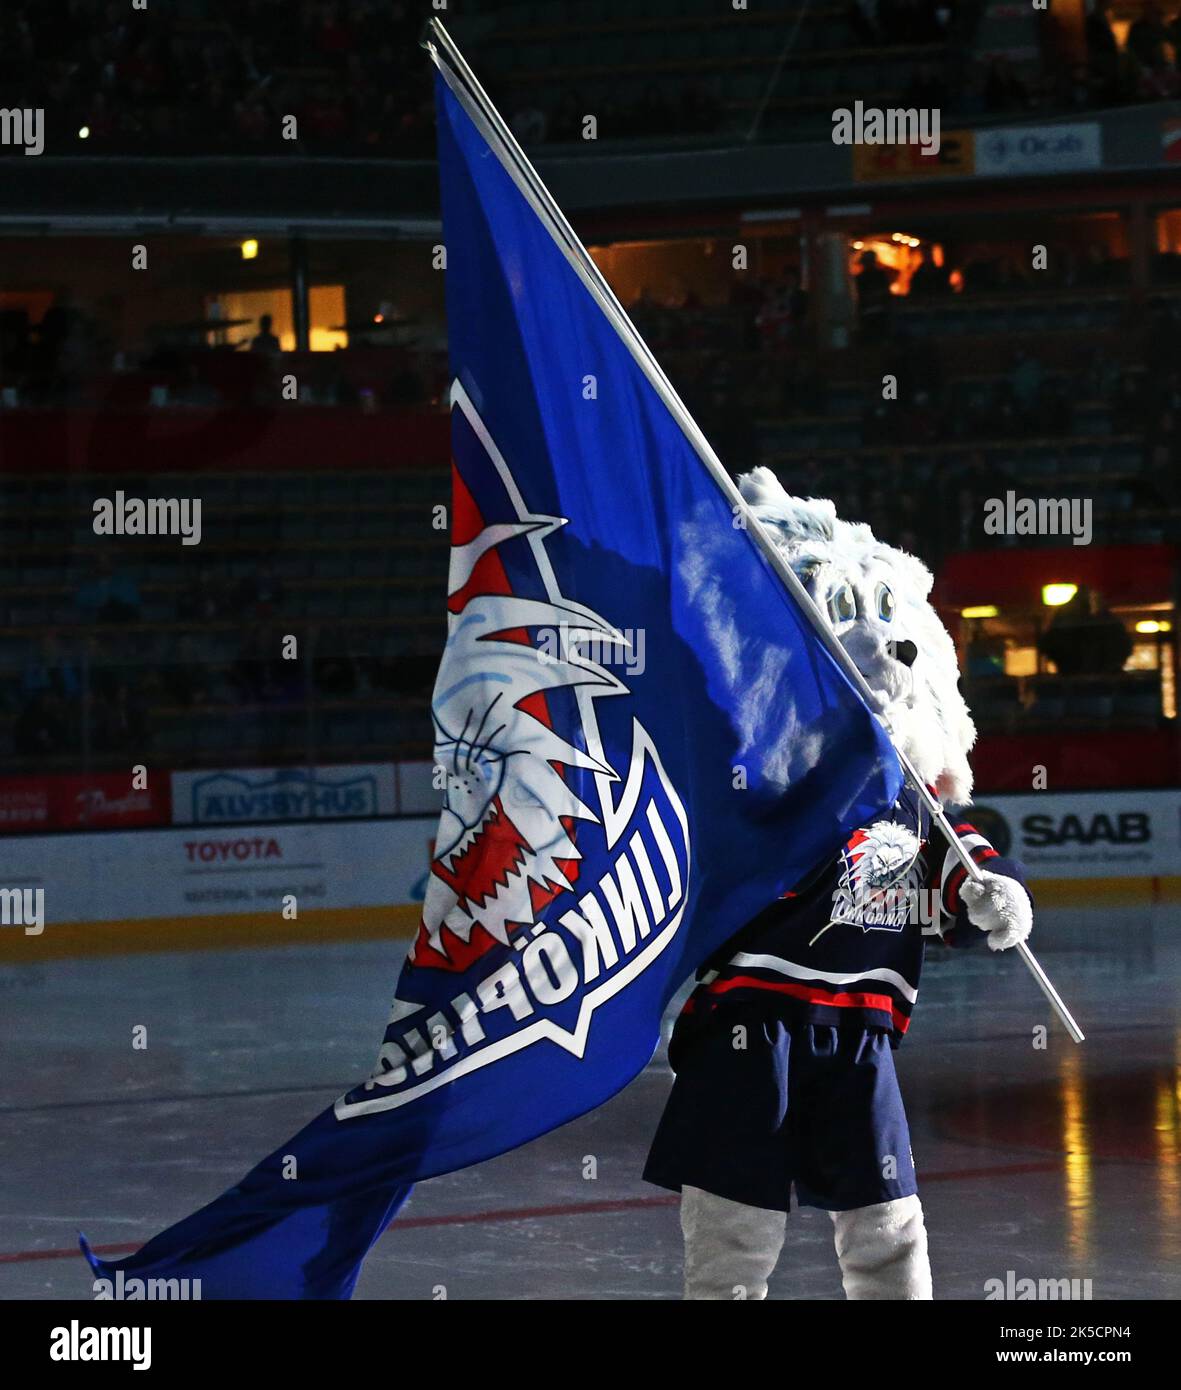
[2,902,1178,1300]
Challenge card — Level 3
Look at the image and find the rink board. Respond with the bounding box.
[0,817,436,957]
[0,789,1179,957]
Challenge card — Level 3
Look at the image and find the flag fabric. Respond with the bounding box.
[82,54,901,1300]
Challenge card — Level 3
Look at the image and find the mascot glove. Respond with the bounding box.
[959,871,1032,952]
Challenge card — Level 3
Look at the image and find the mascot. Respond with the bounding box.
[644,468,1034,1300]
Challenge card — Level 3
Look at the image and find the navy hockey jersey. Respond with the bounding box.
[672,785,1031,1050]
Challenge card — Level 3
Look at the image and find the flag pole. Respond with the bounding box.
[422,20,1083,1044]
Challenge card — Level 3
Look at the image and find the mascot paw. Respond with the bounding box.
[959,871,1032,952]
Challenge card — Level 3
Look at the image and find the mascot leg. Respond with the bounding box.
[830,1194,932,1300]
[681,1185,786,1300]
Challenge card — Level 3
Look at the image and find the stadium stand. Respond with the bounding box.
[1,0,1178,806]
[4,0,1181,154]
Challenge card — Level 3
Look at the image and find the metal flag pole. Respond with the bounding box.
[422,20,1084,1044]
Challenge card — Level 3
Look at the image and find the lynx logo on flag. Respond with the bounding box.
[335,385,691,1119]
[81,26,900,1300]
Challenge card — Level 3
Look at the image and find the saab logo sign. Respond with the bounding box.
[975,123,1101,177]
[171,765,396,825]
[1022,812,1150,848]
[972,792,1178,878]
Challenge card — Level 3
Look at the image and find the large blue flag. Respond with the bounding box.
[83,44,900,1300]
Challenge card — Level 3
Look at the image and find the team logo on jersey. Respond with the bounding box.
[335,384,691,1119]
[831,820,923,932]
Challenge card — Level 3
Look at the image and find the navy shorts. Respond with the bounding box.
[643,1006,918,1214]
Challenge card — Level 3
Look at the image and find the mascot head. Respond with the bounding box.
[738,466,975,805]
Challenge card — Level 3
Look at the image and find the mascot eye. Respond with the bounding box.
[876,584,895,622]
[828,583,857,625]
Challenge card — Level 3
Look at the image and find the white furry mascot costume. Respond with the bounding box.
[644,469,1034,1300]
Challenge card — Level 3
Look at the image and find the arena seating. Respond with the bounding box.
[0,466,448,771]
[8,0,1181,156]
[966,671,1165,733]
[3,3,1178,784]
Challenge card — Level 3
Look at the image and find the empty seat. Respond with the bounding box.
[1117,693,1161,724]
[323,711,361,746]
[1069,693,1114,720]
[305,588,339,620]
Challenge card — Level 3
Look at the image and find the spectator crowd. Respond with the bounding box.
[3,0,1181,157]
[0,0,433,155]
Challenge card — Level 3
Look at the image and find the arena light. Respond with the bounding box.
[1135,619,1173,634]
[961,605,998,619]
[1042,583,1078,607]
[240,239,259,260]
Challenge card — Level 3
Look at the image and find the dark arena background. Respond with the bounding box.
[0,0,1179,1336]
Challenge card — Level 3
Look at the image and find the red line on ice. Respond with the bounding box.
[0,1160,1065,1268]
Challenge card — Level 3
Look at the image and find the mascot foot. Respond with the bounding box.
[830,1195,933,1300]
[681,1185,786,1300]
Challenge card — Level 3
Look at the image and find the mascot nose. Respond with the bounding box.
[889,639,917,668]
